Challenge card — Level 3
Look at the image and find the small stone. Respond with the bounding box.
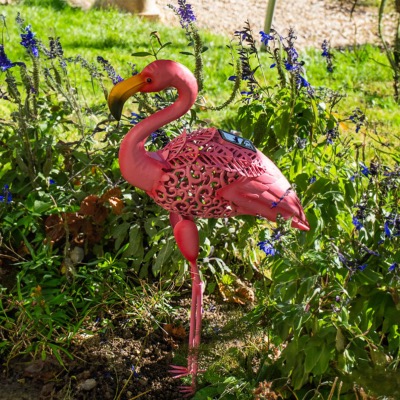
[138,377,148,386]
[78,378,97,391]
[41,382,55,396]
[76,370,91,380]
[70,246,84,263]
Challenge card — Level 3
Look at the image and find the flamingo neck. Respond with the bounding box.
[119,85,197,192]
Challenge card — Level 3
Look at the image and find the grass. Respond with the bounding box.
[1,3,400,139]
[0,4,238,126]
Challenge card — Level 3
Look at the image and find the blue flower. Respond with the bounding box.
[130,112,144,125]
[297,75,310,88]
[130,365,140,378]
[284,60,297,71]
[97,56,123,85]
[49,178,56,185]
[384,221,391,237]
[228,75,237,81]
[260,30,274,46]
[0,45,14,71]
[349,108,365,133]
[321,40,334,72]
[287,46,299,62]
[270,63,276,68]
[326,128,338,145]
[20,25,39,57]
[357,264,367,271]
[257,241,276,256]
[349,174,358,182]
[360,162,370,177]
[0,45,22,71]
[176,0,196,29]
[352,216,363,230]
[0,184,12,204]
[389,262,398,272]
[309,176,316,184]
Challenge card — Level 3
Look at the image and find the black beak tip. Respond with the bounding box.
[109,100,123,122]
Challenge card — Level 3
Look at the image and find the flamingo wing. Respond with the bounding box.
[159,127,267,178]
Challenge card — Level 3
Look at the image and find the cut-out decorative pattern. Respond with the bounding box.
[152,128,265,218]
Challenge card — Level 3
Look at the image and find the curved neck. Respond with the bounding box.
[119,81,198,192]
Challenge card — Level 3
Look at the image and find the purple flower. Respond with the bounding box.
[0,45,23,71]
[384,221,391,237]
[357,264,367,271]
[260,30,274,46]
[287,46,299,62]
[0,45,14,71]
[360,162,370,177]
[389,262,398,272]
[352,216,363,230]
[297,75,310,88]
[349,174,358,182]
[258,241,277,256]
[130,112,144,125]
[0,184,12,204]
[175,0,196,29]
[20,25,39,57]
[284,60,297,71]
[97,56,123,85]
[321,40,333,72]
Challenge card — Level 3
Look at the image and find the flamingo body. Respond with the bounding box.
[149,126,308,229]
[107,60,309,395]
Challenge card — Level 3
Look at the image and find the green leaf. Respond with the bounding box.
[32,200,51,214]
[304,339,323,373]
[112,221,130,250]
[0,161,12,180]
[152,238,175,275]
[312,343,331,375]
[123,224,143,258]
[131,51,153,57]
[179,51,194,56]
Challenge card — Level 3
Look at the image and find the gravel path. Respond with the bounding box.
[155,0,397,49]
[65,0,397,49]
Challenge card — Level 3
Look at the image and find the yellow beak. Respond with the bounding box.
[107,74,146,121]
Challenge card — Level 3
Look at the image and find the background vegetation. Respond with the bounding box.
[0,1,399,399]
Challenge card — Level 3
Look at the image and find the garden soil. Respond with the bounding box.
[0,293,255,400]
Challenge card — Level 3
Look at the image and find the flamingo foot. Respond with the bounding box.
[178,385,196,398]
[169,364,205,378]
[169,365,191,379]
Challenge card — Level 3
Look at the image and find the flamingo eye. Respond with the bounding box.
[146,78,152,83]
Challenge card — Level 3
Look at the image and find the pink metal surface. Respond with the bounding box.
[108,59,310,394]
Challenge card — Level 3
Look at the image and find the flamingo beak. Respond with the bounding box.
[107,73,146,121]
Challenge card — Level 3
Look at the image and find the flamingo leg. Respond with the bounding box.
[169,213,203,395]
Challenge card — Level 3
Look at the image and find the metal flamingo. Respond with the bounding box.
[107,59,309,395]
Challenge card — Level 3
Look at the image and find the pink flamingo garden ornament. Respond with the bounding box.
[108,60,309,395]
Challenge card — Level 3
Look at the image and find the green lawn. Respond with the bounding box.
[1,3,399,138]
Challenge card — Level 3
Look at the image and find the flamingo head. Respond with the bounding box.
[108,59,198,121]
